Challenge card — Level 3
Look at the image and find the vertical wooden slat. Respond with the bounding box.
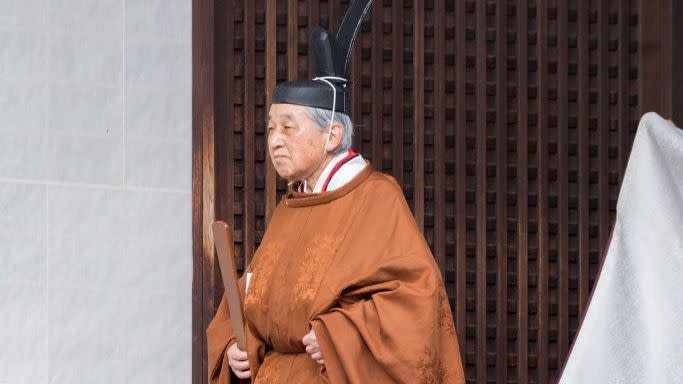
[309,0,320,79]
[495,1,507,382]
[214,0,235,280]
[455,0,467,359]
[536,0,549,382]
[244,2,256,264]
[577,0,590,320]
[192,0,215,383]
[475,1,487,382]
[288,0,298,80]
[516,1,529,382]
[617,0,630,182]
[391,3,404,185]
[413,0,425,231]
[265,0,277,224]
[371,3,383,166]
[597,0,609,262]
[434,0,446,274]
[224,1,236,248]
[557,0,570,368]
[674,1,683,124]
[329,0,339,35]
[637,0,645,115]
[661,0,673,118]
[639,0,673,117]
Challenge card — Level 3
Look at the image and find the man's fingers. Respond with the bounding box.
[303,329,323,364]
[302,333,315,345]
[230,352,248,361]
[227,343,248,361]
[302,329,318,345]
[227,343,252,378]
[232,351,248,361]
[232,368,252,379]
[310,351,322,360]
[229,358,250,371]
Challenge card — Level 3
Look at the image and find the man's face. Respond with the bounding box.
[266,103,327,181]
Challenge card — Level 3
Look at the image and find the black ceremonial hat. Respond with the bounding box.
[271,0,374,115]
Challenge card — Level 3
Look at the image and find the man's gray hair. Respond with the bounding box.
[305,106,353,154]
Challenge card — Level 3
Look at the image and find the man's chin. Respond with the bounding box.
[273,167,295,181]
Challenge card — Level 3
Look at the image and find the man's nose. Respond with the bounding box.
[268,131,285,148]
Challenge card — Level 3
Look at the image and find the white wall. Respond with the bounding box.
[0,1,192,382]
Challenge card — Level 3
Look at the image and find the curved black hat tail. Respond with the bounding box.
[334,0,374,78]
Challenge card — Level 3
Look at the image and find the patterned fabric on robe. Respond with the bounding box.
[207,165,465,383]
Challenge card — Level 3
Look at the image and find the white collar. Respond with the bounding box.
[300,150,366,193]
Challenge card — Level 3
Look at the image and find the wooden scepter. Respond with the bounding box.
[212,221,250,383]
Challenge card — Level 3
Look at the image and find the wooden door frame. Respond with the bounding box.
[192,0,216,383]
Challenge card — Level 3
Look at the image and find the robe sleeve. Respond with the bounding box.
[206,295,237,382]
[206,273,249,383]
[311,256,464,384]
[310,176,465,384]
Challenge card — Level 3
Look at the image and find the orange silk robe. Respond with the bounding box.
[207,165,465,383]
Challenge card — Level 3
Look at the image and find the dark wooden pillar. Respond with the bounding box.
[192,0,216,383]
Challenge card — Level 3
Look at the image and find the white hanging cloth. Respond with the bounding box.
[559,112,683,384]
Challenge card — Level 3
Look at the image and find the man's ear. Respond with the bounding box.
[325,122,344,154]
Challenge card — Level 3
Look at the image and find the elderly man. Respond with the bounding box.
[265,104,362,194]
[207,1,465,383]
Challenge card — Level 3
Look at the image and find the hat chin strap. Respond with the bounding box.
[312,75,347,136]
[301,76,347,192]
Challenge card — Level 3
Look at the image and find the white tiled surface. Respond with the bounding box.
[47,0,122,36]
[47,85,123,136]
[0,0,46,29]
[0,1,191,382]
[0,284,48,382]
[124,88,190,140]
[48,36,123,86]
[125,138,191,189]
[0,31,47,79]
[0,81,47,130]
[44,134,124,184]
[124,0,191,41]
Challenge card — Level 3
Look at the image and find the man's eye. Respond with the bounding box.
[267,126,275,131]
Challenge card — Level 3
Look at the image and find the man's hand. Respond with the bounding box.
[227,343,251,379]
[302,329,324,365]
